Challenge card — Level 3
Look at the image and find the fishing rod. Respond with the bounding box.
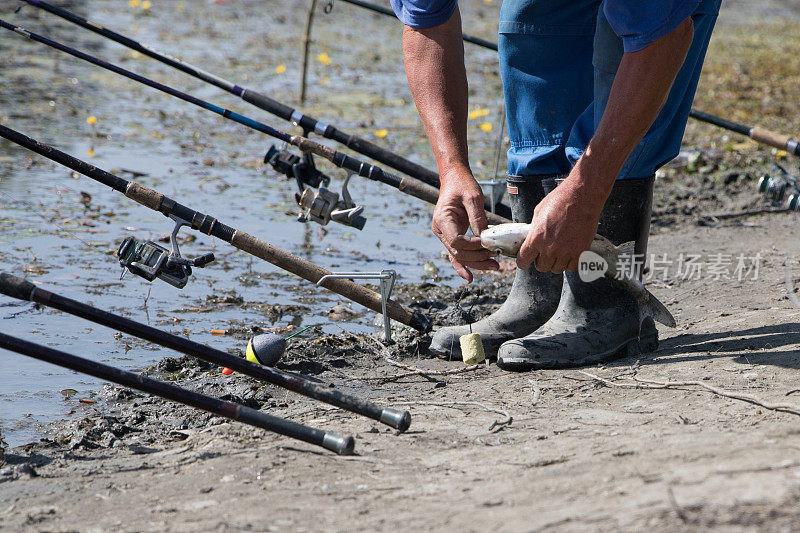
[689,109,800,157]
[0,123,432,334]
[330,0,498,50]
[0,19,510,228]
[0,273,411,431]
[11,5,513,220]
[0,332,355,455]
[334,0,800,159]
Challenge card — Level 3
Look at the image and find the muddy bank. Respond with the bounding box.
[0,277,510,462]
[2,215,800,531]
[2,0,800,531]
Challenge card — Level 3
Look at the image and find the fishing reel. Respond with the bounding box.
[117,217,215,289]
[265,144,330,191]
[265,144,367,230]
[757,163,800,211]
[297,172,367,230]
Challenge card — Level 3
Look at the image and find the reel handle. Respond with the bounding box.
[192,253,215,268]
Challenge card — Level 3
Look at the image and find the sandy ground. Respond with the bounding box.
[3,0,800,531]
[2,214,800,531]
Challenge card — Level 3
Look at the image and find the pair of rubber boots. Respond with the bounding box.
[429,174,659,370]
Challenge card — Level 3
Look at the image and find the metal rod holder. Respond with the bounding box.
[476,180,506,214]
[317,270,397,342]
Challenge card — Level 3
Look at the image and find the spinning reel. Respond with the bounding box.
[265,144,367,230]
[757,163,800,211]
[296,172,366,230]
[117,216,215,289]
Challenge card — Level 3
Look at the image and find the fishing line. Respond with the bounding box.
[465,287,483,335]
[0,188,103,253]
[491,110,507,184]
[285,324,315,340]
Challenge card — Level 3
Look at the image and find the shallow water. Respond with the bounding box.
[0,0,506,447]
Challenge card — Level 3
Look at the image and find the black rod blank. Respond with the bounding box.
[0,332,355,455]
[0,273,411,432]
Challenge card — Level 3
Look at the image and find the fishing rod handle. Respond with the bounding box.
[229,231,431,332]
[241,90,312,131]
[297,384,410,432]
[0,273,36,301]
[688,109,800,156]
[236,408,354,455]
[0,332,354,455]
[750,127,800,156]
[396,176,510,225]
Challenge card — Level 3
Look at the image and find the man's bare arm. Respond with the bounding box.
[403,8,469,181]
[517,17,695,273]
[402,7,498,282]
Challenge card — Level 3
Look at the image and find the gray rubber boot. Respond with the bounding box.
[497,176,659,371]
[428,175,563,359]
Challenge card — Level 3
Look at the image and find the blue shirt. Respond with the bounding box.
[389,0,701,52]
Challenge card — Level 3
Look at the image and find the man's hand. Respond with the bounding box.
[432,173,499,282]
[517,177,602,273]
[401,9,498,281]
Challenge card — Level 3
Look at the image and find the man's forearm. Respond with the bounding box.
[572,18,695,202]
[402,8,471,184]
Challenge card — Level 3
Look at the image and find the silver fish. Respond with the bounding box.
[479,224,676,327]
[479,223,530,257]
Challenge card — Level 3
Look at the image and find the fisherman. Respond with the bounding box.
[391,0,721,369]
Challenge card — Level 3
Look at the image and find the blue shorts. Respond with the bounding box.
[499,0,722,179]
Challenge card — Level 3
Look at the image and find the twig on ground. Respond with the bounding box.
[667,486,689,524]
[578,371,800,415]
[529,379,542,406]
[700,207,789,221]
[340,364,482,383]
[343,337,485,382]
[389,400,513,431]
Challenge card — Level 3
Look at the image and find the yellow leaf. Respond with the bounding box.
[141,0,152,9]
[275,64,287,74]
[86,116,97,126]
[468,108,490,120]
[128,0,140,7]
[374,129,388,139]
[316,53,332,66]
[776,149,788,158]
[727,141,752,151]
[87,148,95,157]
[479,122,493,132]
